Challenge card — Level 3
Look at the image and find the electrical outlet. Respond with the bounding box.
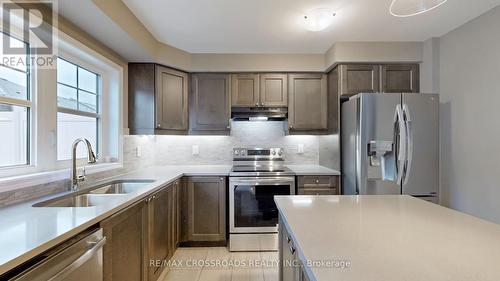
[192,145,200,156]
[298,144,305,154]
[136,145,142,157]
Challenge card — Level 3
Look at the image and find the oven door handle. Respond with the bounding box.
[231,177,295,185]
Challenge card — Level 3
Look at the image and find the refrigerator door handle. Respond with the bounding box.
[394,104,407,185]
[403,104,414,185]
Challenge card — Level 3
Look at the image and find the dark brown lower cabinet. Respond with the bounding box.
[101,200,147,281]
[297,176,339,195]
[102,183,181,281]
[187,177,226,242]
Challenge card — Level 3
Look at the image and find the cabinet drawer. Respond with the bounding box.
[298,188,337,196]
[298,176,337,188]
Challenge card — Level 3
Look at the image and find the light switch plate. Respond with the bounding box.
[298,144,305,154]
[192,145,200,155]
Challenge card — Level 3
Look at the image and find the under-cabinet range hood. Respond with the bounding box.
[231,107,287,121]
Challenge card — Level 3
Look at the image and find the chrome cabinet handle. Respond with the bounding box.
[48,237,107,281]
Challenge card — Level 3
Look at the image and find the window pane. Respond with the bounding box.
[57,84,77,110]
[0,33,28,72]
[78,68,97,94]
[78,91,97,113]
[57,112,97,160]
[57,59,77,87]
[0,66,27,100]
[0,104,28,167]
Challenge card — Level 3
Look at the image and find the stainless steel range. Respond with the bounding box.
[229,147,295,252]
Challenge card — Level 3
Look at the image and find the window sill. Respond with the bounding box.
[0,162,123,193]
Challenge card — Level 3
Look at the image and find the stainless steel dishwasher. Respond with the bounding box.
[11,228,106,281]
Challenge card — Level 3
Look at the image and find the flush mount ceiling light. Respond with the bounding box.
[390,0,448,17]
[303,8,336,32]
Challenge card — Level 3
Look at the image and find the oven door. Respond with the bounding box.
[229,177,295,233]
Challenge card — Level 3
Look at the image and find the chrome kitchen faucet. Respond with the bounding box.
[71,138,97,191]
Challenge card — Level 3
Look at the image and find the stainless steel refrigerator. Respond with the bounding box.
[341,93,439,203]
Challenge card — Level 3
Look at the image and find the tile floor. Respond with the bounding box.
[162,247,279,281]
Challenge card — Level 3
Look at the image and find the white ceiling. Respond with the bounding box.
[123,0,500,54]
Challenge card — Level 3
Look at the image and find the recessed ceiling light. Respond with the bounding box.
[303,8,336,32]
[390,0,448,17]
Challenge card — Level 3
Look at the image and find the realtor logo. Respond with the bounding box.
[1,0,58,68]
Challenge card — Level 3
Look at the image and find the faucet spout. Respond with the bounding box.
[71,138,97,191]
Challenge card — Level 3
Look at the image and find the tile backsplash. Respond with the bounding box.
[125,121,321,166]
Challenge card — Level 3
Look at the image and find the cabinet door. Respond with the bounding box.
[129,64,155,135]
[381,64,419,93]
[190,74,231,131]
[231,74,259,107]
[101,201,146,281]
[260,74,288,107]
[288,74,328,131]
[155,66,188,131]
[279,219,299,281]
[340,64,380,96]
[148,186,170,281]
[187,177,226,242]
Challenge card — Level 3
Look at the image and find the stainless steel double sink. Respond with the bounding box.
[33,180,155,208]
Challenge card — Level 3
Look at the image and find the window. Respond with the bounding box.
[0,32,30,168]
[56,58,100,160]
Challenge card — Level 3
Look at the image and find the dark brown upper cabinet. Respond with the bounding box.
[155,66,189,132]
[288,73,328,131]
[231,74,288,108]
[381,64,420,93]
[259,74,288,107]
[231,74,259,107]
[128,63,188,135]
[190,74,231,133]
[339,64,380,96]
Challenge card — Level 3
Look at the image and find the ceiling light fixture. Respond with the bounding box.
[390,0,448,17]
[303,8,336,32]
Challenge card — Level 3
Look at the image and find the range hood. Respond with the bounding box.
[231,107,287,121]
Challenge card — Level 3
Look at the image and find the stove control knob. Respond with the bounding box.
[234,150,239,155]
[278,149,283,156]
[272,150,276,156]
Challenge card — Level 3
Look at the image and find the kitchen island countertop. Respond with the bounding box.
[275,195,500,281]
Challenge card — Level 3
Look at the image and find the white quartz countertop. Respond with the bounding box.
[0,165,231,275]
[286,165,341,176]
[275,195,500,281]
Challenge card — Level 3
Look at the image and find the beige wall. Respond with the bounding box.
[439,5,500,224]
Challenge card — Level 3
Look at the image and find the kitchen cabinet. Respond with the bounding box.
[187,177,226,242]
[128,63,188,135]
[260,74,288,107]
[231,74,259,107]
[101,200,147,281]
[297,176,339,195]
[155,66,189,132]
[190,74,231,132]
[381,64,420,93]
[231,73,288,108]
[288,73,328,131]
[147,185,171,281]
[339,64,380,96]
[101,183,179,281]
[279,216,300,281]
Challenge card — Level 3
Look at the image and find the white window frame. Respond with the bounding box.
[55,54,102,162]
[0,22,124,189]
